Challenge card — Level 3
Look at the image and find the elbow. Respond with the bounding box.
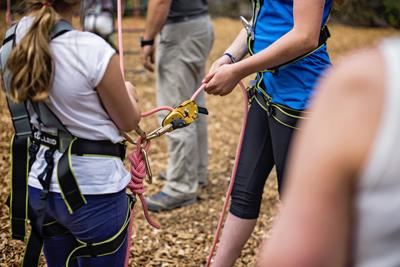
[118,111,142,133]
[302,35,320,53]
[294,29,321,54]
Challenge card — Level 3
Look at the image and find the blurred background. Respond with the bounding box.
[1,0,400,27]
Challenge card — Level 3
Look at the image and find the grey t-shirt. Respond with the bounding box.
[168,0,208,19]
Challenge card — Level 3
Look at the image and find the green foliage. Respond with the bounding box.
[208,0,400,28]
[322,0,399,28]
[382,0,400,27]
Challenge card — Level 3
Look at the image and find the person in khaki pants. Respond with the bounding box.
[140,0,214,211]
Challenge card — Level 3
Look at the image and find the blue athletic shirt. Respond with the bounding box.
[252,0,333,110]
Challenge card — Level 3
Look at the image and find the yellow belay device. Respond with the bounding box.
[146,100,208,140]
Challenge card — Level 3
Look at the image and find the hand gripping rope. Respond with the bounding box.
[116,1,249,266]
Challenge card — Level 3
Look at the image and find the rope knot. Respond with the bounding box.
[126,137,160,229]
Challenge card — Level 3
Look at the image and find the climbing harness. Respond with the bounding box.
[247,81,306,129]
[1,20,132,267]
[206,1,333,265]
[241,0,330,129]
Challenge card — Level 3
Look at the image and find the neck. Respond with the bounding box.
[58,10,74,24]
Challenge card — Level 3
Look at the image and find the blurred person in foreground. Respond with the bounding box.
[203,0,344,265]
[140,0,213,211]
[258,38,400,267]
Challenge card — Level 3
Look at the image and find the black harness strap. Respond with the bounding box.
[10,135,30,241]
[35,149,56,235]
[22,228,43,267]
[22,220,70,267]
[249,86,305,129]
[57,138,126,214]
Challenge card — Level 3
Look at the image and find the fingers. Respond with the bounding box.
[143,59,155,72]
[140,47,155,72]
[202,71,216,84]
[204,77,222,95]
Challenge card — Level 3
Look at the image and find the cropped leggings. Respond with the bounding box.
[229,101,296,220]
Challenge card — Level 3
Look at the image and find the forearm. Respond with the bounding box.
[143,0,172,40]
[224,28,249,61]
[233,28,320,78]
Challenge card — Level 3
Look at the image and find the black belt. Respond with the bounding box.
[57,138,126,214]
[166,12,207,24]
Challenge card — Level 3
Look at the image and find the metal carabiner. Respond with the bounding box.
[240,16,254,41]
[145,124,174,141]
[141,148,153,184]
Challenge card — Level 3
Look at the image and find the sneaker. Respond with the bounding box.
[145,192,197,212]
[158,170,167,181]
[198,176,208,187]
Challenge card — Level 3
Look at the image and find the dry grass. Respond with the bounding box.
[0,15,399,267]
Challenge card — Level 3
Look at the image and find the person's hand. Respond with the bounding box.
[140,45,155,72]
[208,55,232,74]
[203,64,242,96]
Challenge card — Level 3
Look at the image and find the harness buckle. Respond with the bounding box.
[240,16,254,40]
[29,143,40,157]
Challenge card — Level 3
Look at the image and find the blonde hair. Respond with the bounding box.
[6,0,79,103]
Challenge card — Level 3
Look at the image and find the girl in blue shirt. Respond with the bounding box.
[203,0,341,265]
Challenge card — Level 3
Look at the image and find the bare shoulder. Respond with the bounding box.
[307,47,385,177]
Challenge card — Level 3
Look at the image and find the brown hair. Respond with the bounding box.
[6,0,79,102]
[334,0,347,6]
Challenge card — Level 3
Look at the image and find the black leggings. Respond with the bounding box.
[229,102,296,220]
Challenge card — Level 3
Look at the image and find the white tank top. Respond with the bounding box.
[11,16,131,195]
[354,38,400,267]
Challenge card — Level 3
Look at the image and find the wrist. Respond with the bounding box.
[223,52,237,64]
[140,37,155,47]
[231,61,246,80]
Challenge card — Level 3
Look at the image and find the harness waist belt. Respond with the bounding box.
[70,138,126,160]
[252,91,304,129]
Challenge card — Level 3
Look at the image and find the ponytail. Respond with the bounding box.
[7,1,60,102]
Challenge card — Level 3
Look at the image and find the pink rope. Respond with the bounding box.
[117,0,125,80]
[6,0,12,26]
[124,137,160,267]
[191,84,206,101]
[206,81,248,266]
[141,106,174,117]
[116,1,249,264]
